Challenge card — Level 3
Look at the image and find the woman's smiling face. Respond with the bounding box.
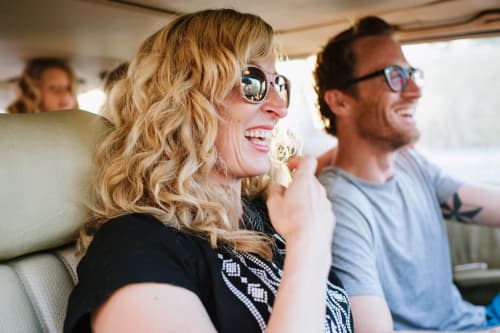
[39,67,76,112]
[213,55,288,182]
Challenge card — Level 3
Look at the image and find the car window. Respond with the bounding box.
[405,37,500,185]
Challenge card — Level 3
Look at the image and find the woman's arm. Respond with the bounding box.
[92,282,217,333]
[266,155,336,333]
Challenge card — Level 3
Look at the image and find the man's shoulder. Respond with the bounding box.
[394,148,428,171]
[318,166,373,207]
[318,166,355,192]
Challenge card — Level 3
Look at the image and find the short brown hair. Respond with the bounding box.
[314,16,395,135]
[102,62,129,93]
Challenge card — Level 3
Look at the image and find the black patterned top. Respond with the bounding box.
[64,199,353,333]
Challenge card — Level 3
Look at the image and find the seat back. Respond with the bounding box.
[0,110,109,333]
[447,220,500,305]
[447,221,500,269]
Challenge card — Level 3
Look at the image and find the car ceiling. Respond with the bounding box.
[0,0,499,95]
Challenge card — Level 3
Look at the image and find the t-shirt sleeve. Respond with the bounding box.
[330,196,383,297]
[64,214,202,333]
[407,149,463,203]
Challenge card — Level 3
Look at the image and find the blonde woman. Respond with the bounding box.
[7,57,78,113]
[64,9,352,333]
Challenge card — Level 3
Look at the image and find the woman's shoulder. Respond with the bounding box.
[65,213,212,333]
[80,213,208,278]
[97,213,170,235]
[93,213,197,248]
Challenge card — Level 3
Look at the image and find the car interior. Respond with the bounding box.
[1,0,500,332]
[0,110,109,332]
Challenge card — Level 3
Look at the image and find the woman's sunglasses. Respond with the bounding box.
[240,66,291,107]
[344,65,424,92]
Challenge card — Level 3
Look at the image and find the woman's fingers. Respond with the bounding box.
[267,155,334,241]
[267,183,286,200]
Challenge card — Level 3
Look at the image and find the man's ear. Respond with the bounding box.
[324,89,350,116]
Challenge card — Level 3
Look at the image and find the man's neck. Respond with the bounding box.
[332,137,397,184]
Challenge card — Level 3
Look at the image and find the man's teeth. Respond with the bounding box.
[397,109,416,116]
[244,129,272,140]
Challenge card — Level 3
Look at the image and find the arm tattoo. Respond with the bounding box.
[441,193,483,224]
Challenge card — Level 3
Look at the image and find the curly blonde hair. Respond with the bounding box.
[81,9,287,259]
[7,58,78,114]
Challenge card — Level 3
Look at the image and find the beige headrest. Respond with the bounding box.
[0,110,110,260]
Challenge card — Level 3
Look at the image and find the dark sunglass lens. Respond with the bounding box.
[242,67,267,102]
[274,75,290,106]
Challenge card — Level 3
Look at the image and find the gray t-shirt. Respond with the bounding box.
[318,149,486,331]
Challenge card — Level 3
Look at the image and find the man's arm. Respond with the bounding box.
[441,184,500,227]
[350,294,500,333]
[399,328,500,332]
[350,295,393,333]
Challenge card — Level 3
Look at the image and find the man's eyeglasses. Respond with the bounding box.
[344,65,424,92]
[240,66,291,107]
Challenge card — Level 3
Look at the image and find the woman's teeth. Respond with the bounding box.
[244,129,272,144]
[244,129,272,138]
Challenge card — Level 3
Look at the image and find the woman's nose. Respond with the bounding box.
[61,92,76,108]
[264,86,288,119]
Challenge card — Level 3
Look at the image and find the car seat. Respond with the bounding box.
[0,110,109,332]
[447,220,500,304]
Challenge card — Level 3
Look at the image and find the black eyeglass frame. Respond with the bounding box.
[343,65,423,92]
[240,65,291,107]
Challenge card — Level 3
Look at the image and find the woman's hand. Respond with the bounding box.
[267,155,335,255]
[265,155,335,333]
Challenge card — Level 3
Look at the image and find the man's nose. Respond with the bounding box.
[403,77,422,99]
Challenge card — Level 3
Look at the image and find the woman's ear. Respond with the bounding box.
[324,89,350,116]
